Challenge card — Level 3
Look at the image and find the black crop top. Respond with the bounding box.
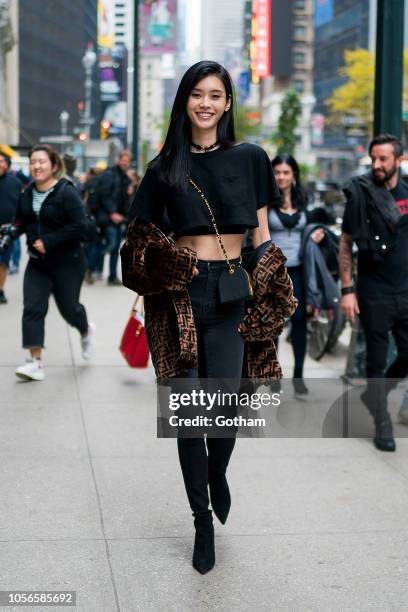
[128,143,281,239]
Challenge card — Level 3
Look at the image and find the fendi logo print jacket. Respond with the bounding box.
[121,221,297,380]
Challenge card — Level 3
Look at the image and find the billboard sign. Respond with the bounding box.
[140,0,177,55]
[311,113,325,146]
[251,0,271,82]
[98,0,115,49]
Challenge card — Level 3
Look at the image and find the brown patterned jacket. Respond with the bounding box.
[121,221,297,380]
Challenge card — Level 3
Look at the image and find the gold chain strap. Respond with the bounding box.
[188,177,237,275]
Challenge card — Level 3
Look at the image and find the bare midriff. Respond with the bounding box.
[175,233,244,261]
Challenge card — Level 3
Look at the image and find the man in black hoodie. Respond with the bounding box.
[340,134,408,452]
[98,150,132,285]
[0,153,23,303]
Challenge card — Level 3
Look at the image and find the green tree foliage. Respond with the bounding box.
[327,49,375,132]
[274,89,302,155]
[233,106,262,142]
[328,48,408,136]
[158,110,171,145]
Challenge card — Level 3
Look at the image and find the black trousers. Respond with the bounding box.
[22,252,89,348]
[176,259,246,517]
[359,291,408,417]
[359,292,408,379]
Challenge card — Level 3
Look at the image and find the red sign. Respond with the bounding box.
[251,0,271,82]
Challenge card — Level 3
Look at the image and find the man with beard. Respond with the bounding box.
[340,134,408,452]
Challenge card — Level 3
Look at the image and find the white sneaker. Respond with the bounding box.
[15,358,45,381]
[81,322,95,360]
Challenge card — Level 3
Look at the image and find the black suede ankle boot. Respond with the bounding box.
[209,472,230,524]
[192,511,215,574]
[374,413,396,452]
[361,384,396,452]
[207,438,235,524]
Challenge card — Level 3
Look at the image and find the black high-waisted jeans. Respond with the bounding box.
[176,258,246,517]
[181,258,246,379]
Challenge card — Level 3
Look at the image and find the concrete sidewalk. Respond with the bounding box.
[1,263,408,612]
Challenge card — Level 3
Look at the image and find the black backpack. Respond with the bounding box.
[83,175,103,215]
[56,181,99,243]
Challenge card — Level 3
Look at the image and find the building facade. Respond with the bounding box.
[0,0,19,146]
[18,0,98,147]
[113,0,132,49]
[313,0,371,118]
[138,0,178,162]
[260,0,315,163]
[311,0,379,178]
[201,0,247,79]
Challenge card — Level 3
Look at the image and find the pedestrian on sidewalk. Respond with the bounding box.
[13,144,95,381]
[63,152,82,191]
[340,134,408,452]
[8,164,30,276]
[82,167,105,284]
[125,61,296,574]
[97,150,132,285]
[269,154,326,396]
[0,152,23,303]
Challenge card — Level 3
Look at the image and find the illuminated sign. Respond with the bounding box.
[251,0,271,82]
[98,0,115,49]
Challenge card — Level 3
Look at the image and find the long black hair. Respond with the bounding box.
[271,154,307,211]
[152,60,236,192]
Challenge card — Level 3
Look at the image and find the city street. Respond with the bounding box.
[1,261,408,612]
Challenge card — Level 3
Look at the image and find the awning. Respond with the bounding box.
[0,144,18,157]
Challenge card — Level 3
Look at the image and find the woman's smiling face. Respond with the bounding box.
[186,75,231,133]
[29,150,57,183]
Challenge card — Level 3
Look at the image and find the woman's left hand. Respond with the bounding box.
[306,304,320,320]
[310,228,325,244]
[33,239,46,254]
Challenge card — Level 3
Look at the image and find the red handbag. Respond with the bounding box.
[119,298,149,368]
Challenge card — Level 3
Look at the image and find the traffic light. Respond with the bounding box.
[78,132,88,142]
[100,120,111,140]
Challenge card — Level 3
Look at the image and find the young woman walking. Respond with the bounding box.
[14,144,94,381]
[269,154,324,396]
[126,61,296,574]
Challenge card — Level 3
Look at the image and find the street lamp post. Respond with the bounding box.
[59,110,69,135]
[132,1,139,165]
[82,45,97,138]
[59,110,70,154]
[373,0,404,137]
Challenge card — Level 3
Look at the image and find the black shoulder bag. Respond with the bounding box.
[188,177,253,305]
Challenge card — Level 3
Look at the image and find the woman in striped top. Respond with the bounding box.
[14,144,95,381]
